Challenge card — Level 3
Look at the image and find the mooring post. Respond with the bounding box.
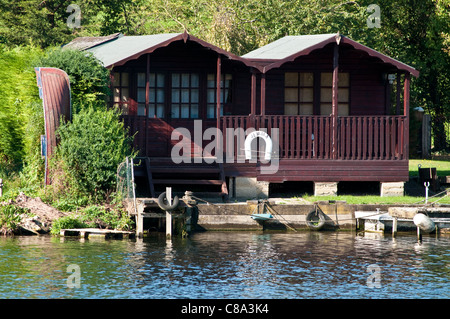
[417,226,422,242]
[136,202,144,238]
[392,217,398,237]
[166,187,173,238]
[424,181,430,204]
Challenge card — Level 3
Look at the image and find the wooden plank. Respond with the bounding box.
[152,179,224,185]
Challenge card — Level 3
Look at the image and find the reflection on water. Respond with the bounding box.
[0,231,448,299]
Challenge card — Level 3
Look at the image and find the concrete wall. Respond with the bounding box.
[195,201,364,231]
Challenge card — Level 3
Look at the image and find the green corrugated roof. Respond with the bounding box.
[86,33,182,67]
[242,34,337,60]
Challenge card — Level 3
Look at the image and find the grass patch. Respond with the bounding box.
[409,159,450,177]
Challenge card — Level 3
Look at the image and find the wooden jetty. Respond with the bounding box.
[59,228,135,239]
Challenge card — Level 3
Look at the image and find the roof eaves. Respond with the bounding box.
[260,35,338,73]
[103,33,184,68]
[340,37,419,77]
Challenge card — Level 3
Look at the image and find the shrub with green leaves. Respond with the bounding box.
[50,215,89,235]
[0,204,30,235]
[36,48,110,113]
[55,106,134,201]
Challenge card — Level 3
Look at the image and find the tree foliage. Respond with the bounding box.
[0,44,42,172]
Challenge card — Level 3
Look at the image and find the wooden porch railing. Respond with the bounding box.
[221,115,407,161]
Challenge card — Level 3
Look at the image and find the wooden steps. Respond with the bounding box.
[133,157,228,201]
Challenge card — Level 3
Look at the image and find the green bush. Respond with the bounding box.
[0,204,30,235]
[79,205,133,230]
[36,48,110,114]
[50,205,133,235]
[55,106,134,201]
[50,215,90,235]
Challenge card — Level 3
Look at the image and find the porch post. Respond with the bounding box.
[260,73,266,116]
[396,72,401,115]
[216,55,222,129]
[251,70,257,116]
[145,54,150,157]
[331,42,339,159]
[404,72,411,158]
[216,55,222,161]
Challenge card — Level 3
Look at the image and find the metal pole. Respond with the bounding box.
[424,182,430,204]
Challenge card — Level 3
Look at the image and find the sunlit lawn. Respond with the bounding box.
[409,158,450,177]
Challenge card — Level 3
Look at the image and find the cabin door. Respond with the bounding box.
[166,72,204,158]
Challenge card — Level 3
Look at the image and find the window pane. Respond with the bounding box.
[191,104,199,118]
[137,104,146,116]
[207,89,215,103]
[225,89,232,103]
[157,89,164,103]
[157,74,165,87]
[300,103,313,115]
[171,105,179,118]
[191,74,199,87]
[207,74,215,88]
[338,104,349,116]
[181,89,189,103]
[181,74,190,87]
[149,73,156,87]
[172,89,180,103]
[157,104,165,118]
[137,73,146,87]
[320,88,332,103]
[285,88,298,102]
[285,72,298,86]
[148,105,155,118]
[300,88,313,102]
[339,88,349,102]
[114,88,120,102]
[320,103,332,115]
[321,73,332,86]
[181,104,189,118]
[284,103,298,115]
[122,103,129,115]
[339,73,349,86]
[137,88,146,103]
[300,73,314,86]
[113,73,120,86]
[207,105,215,118]
[191,89,199,103]
[121,73,129,86]
[149,89,156,103]
[172,73,180,87]
[121,88,129,101]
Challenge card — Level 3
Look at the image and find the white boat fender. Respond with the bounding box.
[413,213,435,234]
[157,192,180,211]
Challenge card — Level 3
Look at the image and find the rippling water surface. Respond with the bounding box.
[0,231,448,299]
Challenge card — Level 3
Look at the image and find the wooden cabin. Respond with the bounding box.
[65,32,419,198]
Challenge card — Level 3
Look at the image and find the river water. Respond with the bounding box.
[0,231,448,299]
